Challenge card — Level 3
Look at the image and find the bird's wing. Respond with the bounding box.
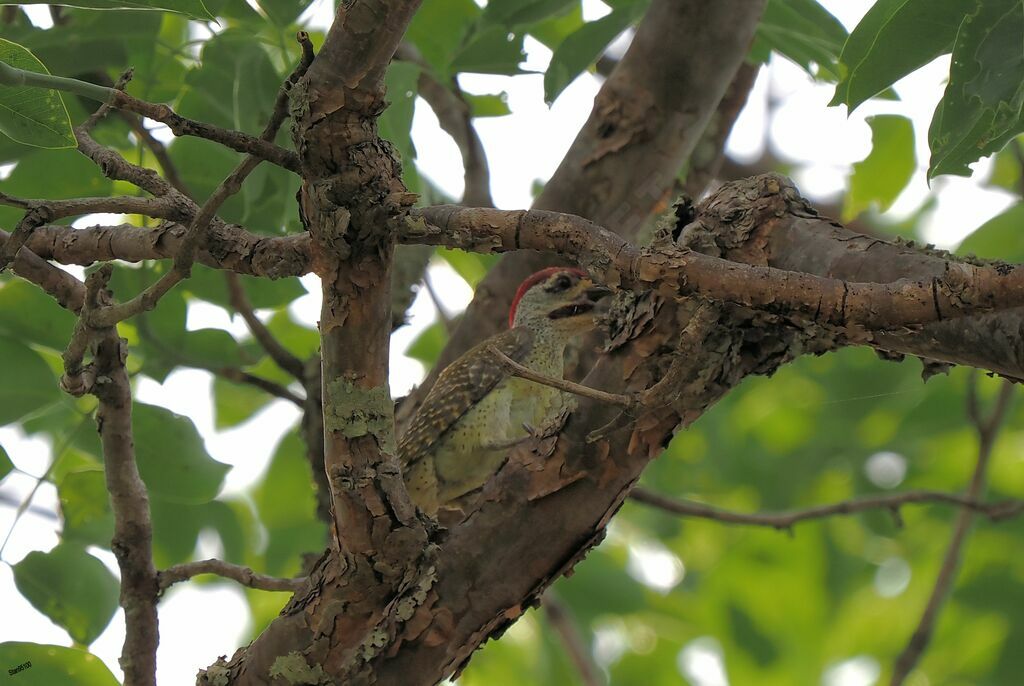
[398,327,534,469]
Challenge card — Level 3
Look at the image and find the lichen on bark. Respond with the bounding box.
[323,376,396,454]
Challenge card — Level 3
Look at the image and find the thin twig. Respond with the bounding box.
[631,486,1024,531]
[226,272,305,379]
[543,592,604,686]
[158,559,306,592]
[890,377,1015,685]
[422,271,453,332]
[488,345,637,410]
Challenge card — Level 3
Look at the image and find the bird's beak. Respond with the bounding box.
[583,283,612,303]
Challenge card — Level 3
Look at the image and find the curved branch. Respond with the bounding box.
[159,559,305,593]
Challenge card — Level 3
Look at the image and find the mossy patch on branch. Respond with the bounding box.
[324,377,396,453]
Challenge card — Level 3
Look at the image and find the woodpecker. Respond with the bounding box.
[399,267,610,514]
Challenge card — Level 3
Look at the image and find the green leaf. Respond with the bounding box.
[831,0,976,111]
[465,92,511,118]
[958,202,1024,262]
[0,279,78,351]
[13,544,119,645]
[253,0,307,26]
[405,320,448,368]
[528,3,585,50]
[0,643,118,686]
[929,0,1024,178]
[544,5,643,103]
[0,39,74,149]
[0,147,114,230]
[843,115,916,220]
[437,248,499,287]
[405,0,480,78]
[0,442,12,482]
[451,27,527,75]
[482,0,577,27]
[753,0,847,80]
[213,376,273,429]
[253,431,326,576]
[265,310,320,359]
[380,60,420,190]
[183,265,306,310]
[133,402,230,504]
[14,0,213,20]
[58,469,114,548]
[0,336,60,426]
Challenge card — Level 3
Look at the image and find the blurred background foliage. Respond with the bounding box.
[0,0,1023,684]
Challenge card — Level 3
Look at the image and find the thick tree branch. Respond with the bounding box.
[630,486,1024,531]
[158,559,305,593]
[890,379,1015,685]
[412,194,1024,332]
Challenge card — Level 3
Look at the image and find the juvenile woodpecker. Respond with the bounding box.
[399,267,610,514]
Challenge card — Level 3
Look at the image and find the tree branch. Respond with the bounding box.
[890,378,1015,685]
[543,592,604,686]
[412,194,1024,333]
[630,486,1024,531]
[158,559,305,593]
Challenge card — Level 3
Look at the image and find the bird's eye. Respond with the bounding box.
[549,274,573,292]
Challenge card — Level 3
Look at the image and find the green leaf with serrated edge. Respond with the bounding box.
[929,0,1024,178]
[844,115,916,220]
[465,92,511,118]
[13,0,213,20]
[544,5,643,103]
[0,643,118,686]
[13,544,119,645]
[0,336,60,426]
[452,27,527,75]
[133,402,230,504]
[753,0,847,80]
[831,0,977,111]
[0,38,74,149]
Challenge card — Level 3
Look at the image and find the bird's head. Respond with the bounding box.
[508,267,611,331]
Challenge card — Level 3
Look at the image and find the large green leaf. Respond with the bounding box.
[0,38,74,149]
[58,468,114,548]
[0,643,118,686]
[405,0,480,78]
[405,320,448,368]
[380,60,420,191]
[929,0,1024,178]
[831,0,976,111]
[12,544,120,645]
[0,336,60,426]
[14,0,213,19]
[133,402,230,504]
[0,279,78,351]
[482,0,577,27]
[843,115,916,220]
[451,27,527,75]
[213,375,273,429]
[752,0,847,80]
[544,4,645,103]
[957,202,1024,262]
[252,431,326,576]
[0,147,113,230]
[183,265,306,310]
